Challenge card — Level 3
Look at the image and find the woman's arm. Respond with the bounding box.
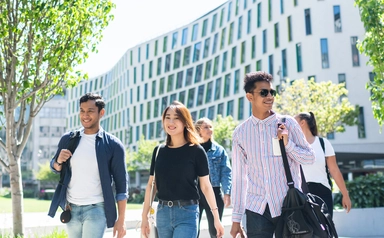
[327,155,351,212]
[141,175,157,237]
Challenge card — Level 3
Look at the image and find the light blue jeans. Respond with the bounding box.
[156,203,199,238]
[66,202,107,238]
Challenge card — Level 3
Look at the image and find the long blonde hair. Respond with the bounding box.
[194,117,214,141]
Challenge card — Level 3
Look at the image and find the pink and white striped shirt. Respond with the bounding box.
[231,113,315,222]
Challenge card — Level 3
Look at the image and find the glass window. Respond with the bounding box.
[220,28,226,50]
[211,13,217,32]
[195,64,203,83]
[193,42,201,62]
[148,61,153,78]
[274,23,279,48]
[135,125,139,140]
[183,46,191,66]
[244,64,250,75]
[173,50,181,69]
[165,54,171,72]
[167,74,174,92]
[256,60,262,71]
[235,0,239,15]
[212,33,219,54]
[305,9,312,35]
[320,39,329,69]
[247,10,252,34]
[159,77,165,95]
[185,67,194,86]
[251,36,256,59]
[156,120,162,138]
[296,43,303,72]
[140,104,144,121]
[294,0,297,6]
[144,83,148,100]
[262,29,267,53]
[199,109,206,118]
[192,23,199,42]
[287,16,292,42]
[172,32,178,49]
[238,16,243,39]
[203,38,210,59]
[208,106,215,119]
[334,5,342,32]
[351,36,360,67]
[176,71,183,88]
[228,22,234,45]
[268,54,274,76]
[268,0,272,21]
[157,57,162,76]
[308,75,316,82]
[138,47,141,63]
[147,101,151,120]
[231,46,237,68]
[220,7,225,27]
[187,88,195,108]
[227,2,232,22]
[205,81,213,103]
[170,93,177,103]
[202,19,208,37]
[161,96,168,112]
[282,49,287,77]
[257,3,261,28]
[146,43,150,59]
[217,103,224,116]
[244,0,247,9]
[227,100,234,116]
[182,28,188,46]
[224,73,231,97]
[196,85,205,106]
[133,67,137,84]
[149,122,154,139]
[222,51,228,72]
[234,69,240,94]
[215,77,222,100]
[369,72,375,96]
[205,60,212,80]
[213,56,220,76]
[241,41,246,63]
[280,0,284,14]
[357,107,366,138]
[163,36,168,53]
[238,97,244,120]
[141,64,145,81]
[154,41,158,56]
[179,91,186,105]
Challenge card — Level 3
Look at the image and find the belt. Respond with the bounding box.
[158,199,199,207]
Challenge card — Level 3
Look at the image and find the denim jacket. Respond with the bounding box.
[48,128,129,228]
[207,141,232,195]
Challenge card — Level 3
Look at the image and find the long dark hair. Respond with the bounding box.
[162,101,201,146]
[297,112,318,136]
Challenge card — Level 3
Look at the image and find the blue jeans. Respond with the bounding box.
[66,202,107,238]
[246,205,281,238]
[156,203,199,238]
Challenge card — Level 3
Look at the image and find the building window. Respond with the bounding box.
[274,23,279,48]
[357,107,366,138]
[238,97,244,120]
[287,16,292,42]
[234,69,240,94]
[240,41,246,64]
[320,38,329,69]
[220,7,225,27]
[235,0,239,15]
[199,108,206,118]
[148,61,153,78]
[213,56,220,76]
[208,106,215,119]
[294,0,298,6]
[256,60,262,71]
[212,33,219,54]
[227,100,234,116]
[156,120,162,138]
[195,64,203,83]
[146,44,150,60]
[205,60,212,80]
[163,36,168,53]
[172,32,178,49]
[215,77,222,100]
[202,19,208,37]
[165,54,171,72]
[187,88,195,108]
[203,38,210,59]
[268,54,274,76]
[173,50,181,69]
[138,47,141,63]
[220,28,226,50]
[227,2,232,22]
[217,103,224,116]
[262,29,267,53]
[238,16,243,39]
[147,101,151,120]
[268,0,272,21]
[151,80,156,97]
[191,23,198,42]
[369,72,375,96]
[140,104,144,121]
[159,77,165,95]
[305,9,312,35]
[308,75,316,82]
[222,51,228,72]
[247,10,252,34]
[280,0,284,14]
[161,96,168,112]
[196,85,205,106]
[334,5,342,32]
[228,22,234,45]
[211,14,217,32]
[154,41,158,57]
[185,68,193,86]
[338,73,347,100]
[193,42,201,62]
[170,93,176,103]
[251,36,256,59]
[167,75,174,92]
[141,64,145,81]
[351,36,360,67]
[296,43,303,72]
[176,71,183,88]
[224,73,231,97]
[257,3,262,28]
[282,49,287,77]
[178,91,186,105]
[144,83,148,100]
[157,57,162,76]
[182,28,188,46]
[231,46,237,68]
[183,46,191,66]
[205,81,213,103]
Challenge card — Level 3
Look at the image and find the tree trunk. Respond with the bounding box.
[10,160,24,236]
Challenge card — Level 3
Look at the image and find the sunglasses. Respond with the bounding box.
[253,89,277,97]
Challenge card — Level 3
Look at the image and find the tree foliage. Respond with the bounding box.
[0,0,114,235]
[354,0,384,127]
[35,161,60,189]
[212,115,239,150]
[126,136,159,172]
[274,79,359,137]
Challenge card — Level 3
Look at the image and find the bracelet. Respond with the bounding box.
[55,160,62,166]
[210,207,218,212]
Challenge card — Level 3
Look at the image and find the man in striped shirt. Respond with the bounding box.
[229,71,315,238]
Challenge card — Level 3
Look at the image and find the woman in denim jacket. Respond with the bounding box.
[195,117,232,238]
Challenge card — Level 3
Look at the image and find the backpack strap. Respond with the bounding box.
[319,137,333,189]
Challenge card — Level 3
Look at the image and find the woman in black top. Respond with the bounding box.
[141,101,224,238]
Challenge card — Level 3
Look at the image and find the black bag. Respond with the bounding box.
[275,120,338,238]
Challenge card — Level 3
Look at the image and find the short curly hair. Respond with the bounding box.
[243,71,273,93]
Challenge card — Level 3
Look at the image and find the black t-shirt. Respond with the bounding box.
[150,143,209,201]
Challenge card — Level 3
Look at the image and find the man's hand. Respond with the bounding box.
[230,222,246,238]
[113,218,126,238]
[277,123,288,146]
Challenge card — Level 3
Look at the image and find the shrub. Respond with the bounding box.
[334,173,384,208]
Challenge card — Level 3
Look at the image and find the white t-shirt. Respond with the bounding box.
[301,136,335,190]
[67,133,104,205]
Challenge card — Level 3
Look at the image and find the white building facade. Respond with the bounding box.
[66,0,384,177]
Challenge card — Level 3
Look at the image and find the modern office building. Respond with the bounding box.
[66,0,384,182]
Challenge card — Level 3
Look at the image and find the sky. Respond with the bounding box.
[77,0,228,78]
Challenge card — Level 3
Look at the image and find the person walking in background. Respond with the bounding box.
[141,101,224,238]
[294,112,352,217]
[230,71,315,238]
[194,117,232,238]
[48,93,129,238]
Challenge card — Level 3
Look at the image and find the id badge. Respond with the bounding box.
[272,138,281,156]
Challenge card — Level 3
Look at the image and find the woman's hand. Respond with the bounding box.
[140,218,150,238]
[224,194,231,207]
[214,218,225,237]
[342,193,352,213]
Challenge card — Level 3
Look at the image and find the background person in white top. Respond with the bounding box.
[295,111,351,218]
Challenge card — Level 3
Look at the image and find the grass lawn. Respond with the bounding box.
[0,197,142,213]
